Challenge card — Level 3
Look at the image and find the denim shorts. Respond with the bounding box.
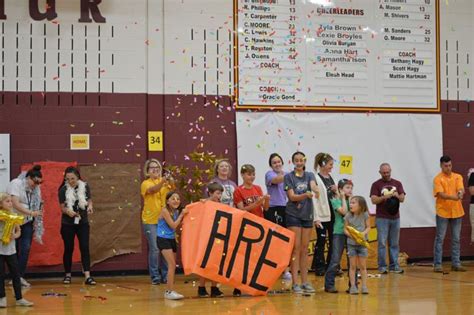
[285,214,313,228]
[347,244,368,257]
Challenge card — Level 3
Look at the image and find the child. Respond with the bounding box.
[0,193,34,307]
[232,164,270,296]
[344,196,370,295]
[324,179,352,293]
[197,182,225,298]
[284,151,319,294]
[233,164,270,218]
[157,192,188,300]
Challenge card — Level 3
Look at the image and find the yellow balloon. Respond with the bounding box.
[0,211,24,244]
[346,225,370,248]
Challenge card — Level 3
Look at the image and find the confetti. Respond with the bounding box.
[116,285,140,292]
[42,292,67,297]
[84,295,107,301]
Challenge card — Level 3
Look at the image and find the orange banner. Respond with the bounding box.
[181,200,294,296]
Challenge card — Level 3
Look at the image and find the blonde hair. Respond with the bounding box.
[214,159,232,177]
[0,192,10,209]
[143,159,162,178]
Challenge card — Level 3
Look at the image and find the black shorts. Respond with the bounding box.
[157,237,177,252]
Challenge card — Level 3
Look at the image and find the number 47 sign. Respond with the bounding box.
[339,155,353,175]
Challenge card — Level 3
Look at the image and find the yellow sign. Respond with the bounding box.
[70,134,90,150]
[339,155,353,175]
[148,131,163,152]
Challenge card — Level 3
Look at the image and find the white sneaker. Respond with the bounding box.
[301,282,316,293]
[16,298,34,307]
[282,271,292,280]
[164,290,184,300]
[0,297,6,308]
[20,278,31,288]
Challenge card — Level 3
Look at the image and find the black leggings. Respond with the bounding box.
[61,224,91,273]
[0,254,22,300]
[312,221,334,273]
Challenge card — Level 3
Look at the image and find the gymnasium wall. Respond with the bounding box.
[0,0,473,273]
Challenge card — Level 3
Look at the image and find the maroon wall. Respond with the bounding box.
[1,93,473,274]
[399,101,474,259]
[0,91,150,272]
[163,94,237,174]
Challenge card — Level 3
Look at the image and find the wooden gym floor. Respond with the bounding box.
[2,262,474,315]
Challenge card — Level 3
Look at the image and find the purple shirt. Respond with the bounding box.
[211,177,237,207]
[265,170,287,207]
[370,178,406,219]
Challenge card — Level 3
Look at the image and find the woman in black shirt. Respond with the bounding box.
[58,166,95,285]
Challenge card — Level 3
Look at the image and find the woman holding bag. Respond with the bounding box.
[312,153,337,276]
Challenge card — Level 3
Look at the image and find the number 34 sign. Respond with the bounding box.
[148,131,163,152]
[339,155,353,175]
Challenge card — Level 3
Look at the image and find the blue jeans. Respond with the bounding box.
[376,217,400,271]
[143,224,168,281]
[433,215,462,267]
[15,221,34,277]
[324,234,346,290]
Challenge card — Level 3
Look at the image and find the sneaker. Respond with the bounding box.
[361,286,369,294]
[451,265,467,272]
[315,270,325,276]
[16,298,34,307]
[349,286,358,295]
[282,271,292,280]
[210,286,224,298]
[433,266,443,273]
[389,268,404,274]
[336,269,344,277]
[164,290,184,300]
[20,278,31,288]
[324,287,338,293]
[301,282,316,293]
[198,286,209,298]
[378,269,388,275]
[0,297,6,308]
[292,284,303,294]
[151,278,160,285]
[232,289,241,297]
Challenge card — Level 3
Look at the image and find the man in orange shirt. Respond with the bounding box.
[433,155,466,273]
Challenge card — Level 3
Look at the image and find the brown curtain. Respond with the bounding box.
[81,164,142,265]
